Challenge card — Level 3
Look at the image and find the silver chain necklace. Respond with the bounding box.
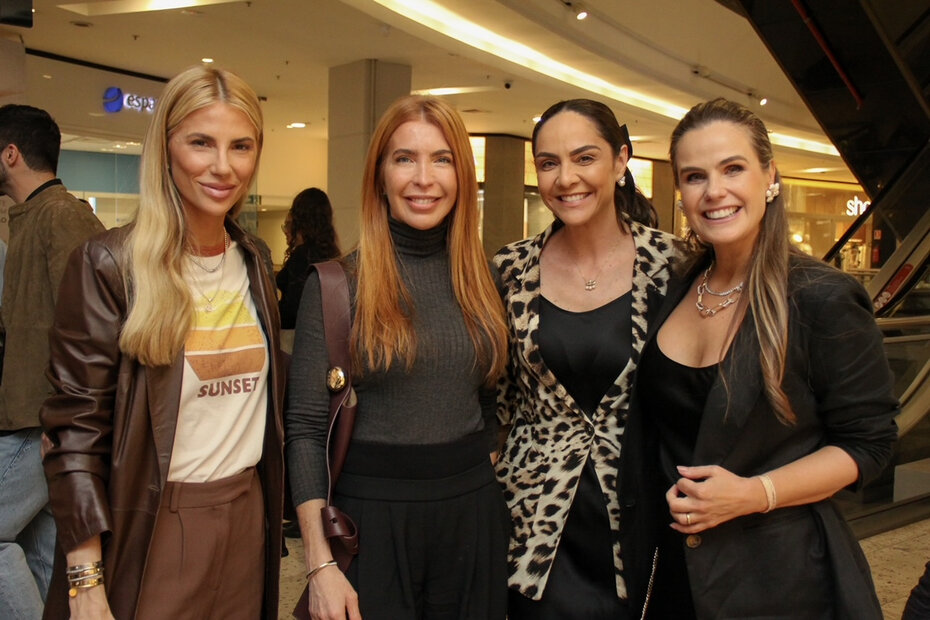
[695,263,744,318]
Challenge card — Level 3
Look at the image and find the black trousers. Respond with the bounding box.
[336,433,509,620]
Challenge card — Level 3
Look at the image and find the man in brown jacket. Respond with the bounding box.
[0,104,103,618]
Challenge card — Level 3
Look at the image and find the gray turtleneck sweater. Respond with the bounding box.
[285,218,497,504]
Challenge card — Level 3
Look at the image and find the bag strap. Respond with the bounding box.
[310,260,356,502]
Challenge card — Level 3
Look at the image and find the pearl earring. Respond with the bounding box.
[765,182,780,204]
[617,176,627,188]
[675,199,683,210]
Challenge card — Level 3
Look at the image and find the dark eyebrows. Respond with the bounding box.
[720,155,750,166]
[534,144,601,161]
[678,154,751,176]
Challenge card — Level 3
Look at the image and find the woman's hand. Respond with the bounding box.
[308,565,361,620]
[665,464,767,533]
[68,586,115,620]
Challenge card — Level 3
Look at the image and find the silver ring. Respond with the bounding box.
[686,512,692,526]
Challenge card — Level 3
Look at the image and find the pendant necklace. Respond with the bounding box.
[188,232,228,312]
[695,263,744,317]
[188,231,229,273]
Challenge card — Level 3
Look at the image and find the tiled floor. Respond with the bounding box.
[278,518,930,619]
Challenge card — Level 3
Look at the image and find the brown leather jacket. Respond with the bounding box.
[40,220,286,619]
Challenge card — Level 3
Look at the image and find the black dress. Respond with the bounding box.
[276,243,334,329]
[636,337,716,619]
[508,293,633,620]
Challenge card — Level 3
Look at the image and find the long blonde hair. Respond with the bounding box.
[353,95,507,384]
[670,98,795,425]
[119,66,263,366]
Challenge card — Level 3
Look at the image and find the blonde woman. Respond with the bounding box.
[40,66,285,619]
[286,95,509,620]
[629,98,897,618]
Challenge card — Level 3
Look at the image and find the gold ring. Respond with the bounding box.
[686,512,692,526]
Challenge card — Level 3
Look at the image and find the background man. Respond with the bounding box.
[0,104,104,619]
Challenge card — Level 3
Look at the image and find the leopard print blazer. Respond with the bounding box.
[493,218,682,602]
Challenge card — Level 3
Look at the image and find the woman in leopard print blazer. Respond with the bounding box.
[494,99,682,620]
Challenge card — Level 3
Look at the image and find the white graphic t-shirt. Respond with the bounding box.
[169,240,269,482]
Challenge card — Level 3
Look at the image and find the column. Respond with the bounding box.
[327,60,411,248]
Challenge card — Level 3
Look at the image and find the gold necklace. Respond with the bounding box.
[187,232,229,273]
[575,264,600,291]
[695,264,744,317]
[188,240,228,313]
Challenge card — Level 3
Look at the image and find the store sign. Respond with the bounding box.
[103,87,156,114]
[845,195,871,216]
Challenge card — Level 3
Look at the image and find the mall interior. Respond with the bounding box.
[2,0,930,616]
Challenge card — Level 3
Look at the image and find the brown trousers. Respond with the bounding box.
[136,467,265,619]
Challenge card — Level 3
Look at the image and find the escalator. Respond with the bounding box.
[724,0,930,534]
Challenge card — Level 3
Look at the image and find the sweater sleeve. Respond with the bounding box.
[40,239,122,553]
[284,269,332,504]
[806,272,899,486]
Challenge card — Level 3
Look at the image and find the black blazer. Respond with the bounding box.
[623,252,898,619]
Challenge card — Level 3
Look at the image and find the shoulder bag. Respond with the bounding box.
[293,260,359,620]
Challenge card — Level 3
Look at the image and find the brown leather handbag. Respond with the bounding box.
[293,260,359,620]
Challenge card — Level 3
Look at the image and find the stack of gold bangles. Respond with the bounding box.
[67,561,104,598]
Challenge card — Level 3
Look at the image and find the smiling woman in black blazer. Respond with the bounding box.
[627,98,898,619]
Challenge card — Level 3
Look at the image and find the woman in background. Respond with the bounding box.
[631,98,897,618]
[287,95,509,620]
[40,65,285,619]
[276,187,341,329]
[494,99,681,619]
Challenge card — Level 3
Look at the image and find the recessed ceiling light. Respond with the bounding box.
[286,122,307,129]
[42,74,52,79]
[202,57,214,64]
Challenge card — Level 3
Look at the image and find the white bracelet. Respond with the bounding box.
[757,474,777,513]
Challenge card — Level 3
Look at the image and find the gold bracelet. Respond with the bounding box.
[66,561,103,576]
[757,474,777,513]
[68,576,105,598]
[306,560,338,581]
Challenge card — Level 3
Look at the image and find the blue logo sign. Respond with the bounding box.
[102,87,156,114]
[103,87,123,113]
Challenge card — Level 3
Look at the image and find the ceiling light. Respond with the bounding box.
[572,3,588,20]
[286,122,307,129]
[59,0,240,17]
[411,86,496,96]
[371,0,839,158]
[370,0,687,121]
[201,57,214,64]
[759,97,768,106]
